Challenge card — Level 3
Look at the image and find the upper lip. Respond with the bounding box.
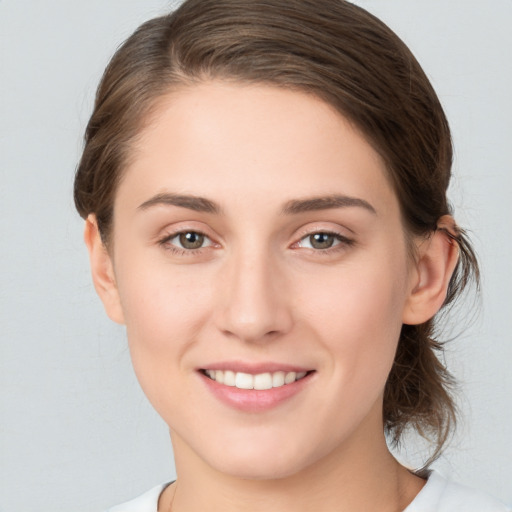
[198,361,313,374]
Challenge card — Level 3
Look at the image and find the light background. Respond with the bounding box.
[0,1,510,510]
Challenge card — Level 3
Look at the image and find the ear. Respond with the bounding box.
[402,216,460,325]
[83,215,125,324]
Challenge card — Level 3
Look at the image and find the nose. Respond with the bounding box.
[214,247,293,344]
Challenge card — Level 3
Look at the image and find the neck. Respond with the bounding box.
[160,416,425,512]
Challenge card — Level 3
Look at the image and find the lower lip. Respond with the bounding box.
[200,372,313,412]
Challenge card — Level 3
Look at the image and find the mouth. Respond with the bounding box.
[200,369,311,390]
[198,362,316,412]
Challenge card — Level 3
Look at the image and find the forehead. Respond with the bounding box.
[117,81,398,218]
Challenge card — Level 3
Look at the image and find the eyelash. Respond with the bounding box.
[157,229,355,256]
[158,230,215,257]
[293,231,355,254]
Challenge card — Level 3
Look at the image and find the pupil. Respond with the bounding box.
[179,232,204,249]
[310,233,334,249]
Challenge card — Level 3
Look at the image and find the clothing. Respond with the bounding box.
[106,484,167,512]
[403,471,510,511]
[105,471,510,511]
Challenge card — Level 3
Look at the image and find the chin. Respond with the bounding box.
[199,432,325,481]
[212,455,306,481]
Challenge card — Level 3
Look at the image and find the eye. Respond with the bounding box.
[296,231,352,250]
[162,231,213,250]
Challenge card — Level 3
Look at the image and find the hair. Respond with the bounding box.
[74,0,479,465]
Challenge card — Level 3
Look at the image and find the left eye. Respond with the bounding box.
[298,232,344,250]
[166,231,213,250]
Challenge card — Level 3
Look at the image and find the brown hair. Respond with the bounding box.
[74,0,479,464]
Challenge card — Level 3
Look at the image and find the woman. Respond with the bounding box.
[74,0,509,510]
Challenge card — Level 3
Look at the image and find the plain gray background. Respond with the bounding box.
[1,1,511,510]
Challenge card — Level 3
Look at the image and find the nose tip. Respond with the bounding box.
[220,307,284,344]
[214,254,293,344]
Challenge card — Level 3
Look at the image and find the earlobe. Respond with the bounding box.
[402,216,460,325]
[84,215,125,325]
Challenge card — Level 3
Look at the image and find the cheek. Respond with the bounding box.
[297,252,409,385]
[302,255,407,329]
[113,256,216,396]
[117,254,212,336]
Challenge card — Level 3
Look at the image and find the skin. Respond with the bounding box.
[85,82,459,511]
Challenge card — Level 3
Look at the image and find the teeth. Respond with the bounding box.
[284,371,296,384]
[204,369,309,389]
[224,370,236,387]
[272,371,285,387]
[235,372,254,389]
[254,373,272,390]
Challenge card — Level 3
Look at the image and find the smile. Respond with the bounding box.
[202,369,308,390]
[199,366,315,412]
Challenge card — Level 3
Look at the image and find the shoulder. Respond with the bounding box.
[406,471,511,512]
[105,483,168,512]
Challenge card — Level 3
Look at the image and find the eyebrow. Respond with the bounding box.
[137,192,376,216]
[138,193,221,214]
[281,195,377,215]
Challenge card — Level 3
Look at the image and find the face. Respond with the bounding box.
[106,82,418,479]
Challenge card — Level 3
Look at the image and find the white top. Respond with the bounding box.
[106,471,511,511]
[403,471,510,511]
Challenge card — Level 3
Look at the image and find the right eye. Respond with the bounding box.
[160,231,214,251]
[295,231,353,251]
[299,232,340,250]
